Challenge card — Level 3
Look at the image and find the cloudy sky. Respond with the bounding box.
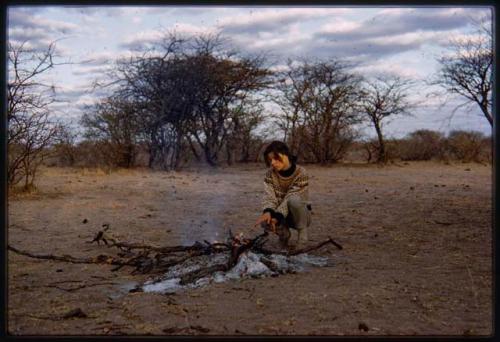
[7,5,493,138]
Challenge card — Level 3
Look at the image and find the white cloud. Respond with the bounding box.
[320,19,362,34]
[173,22,219,36]
[269,64,290,72]
[218,7,352,34]
[9,9,79,33]
[120,24,219,50]
[368,30,440,47]
[61,6,128,17]
[120,29,165,50]
[78,51,117,66]
[72,64,113,76]
[8,7,87,53]
[353,61,421,79]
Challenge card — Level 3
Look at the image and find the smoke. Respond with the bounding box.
[178,170,228,245]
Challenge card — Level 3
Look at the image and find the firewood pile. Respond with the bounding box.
[8,225,343,293]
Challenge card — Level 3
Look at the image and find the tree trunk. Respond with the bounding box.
[373,119,386,164]
[204,145,217,166]
[480,101,493,126]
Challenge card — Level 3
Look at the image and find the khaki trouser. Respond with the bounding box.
[262,195,312,247]
[285,195,312,230]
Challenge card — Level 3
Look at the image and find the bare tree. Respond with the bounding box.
[272,60,309,159]
[100,32,271,168]
[434,17,493,126]
[399,129,445,161]
[53,124,79,167]
[274,59,363,164]
[446,130,488,163]
[225,99,266,164]
[184,34,272,166]
[105,34,197,170]
[81,96,143,168]
[7,41,64,189]
[360,76,414,163]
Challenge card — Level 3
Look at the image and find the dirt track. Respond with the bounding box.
[7,161,492,336]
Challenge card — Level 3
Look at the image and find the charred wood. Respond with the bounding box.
[179,263,228,286]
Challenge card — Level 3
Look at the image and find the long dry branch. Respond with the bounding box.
[8,245,128,266]
[253,236,343,256]
[89,229,230,254]
[288,236,343,256]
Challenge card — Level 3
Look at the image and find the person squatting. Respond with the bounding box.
[254,141,312,249]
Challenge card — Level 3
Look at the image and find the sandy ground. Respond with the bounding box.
[7,161,492,336]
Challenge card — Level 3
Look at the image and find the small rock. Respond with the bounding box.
[374,233,378,238]
[358,322,369,331]
[365,189,369,192]
[56,269,63,273]
[463,329,474,335]
[465,168,471,171]
[62,308,87,319]
[410,186,415,190]
[82,219,88,224]
[373,196,378,200]
[434,184,439,187]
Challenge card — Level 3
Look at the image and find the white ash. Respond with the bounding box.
[142,251,333,294]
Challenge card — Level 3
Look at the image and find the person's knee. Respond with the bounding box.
[287,195,303,210]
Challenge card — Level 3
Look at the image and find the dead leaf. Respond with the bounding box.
[256,298,264,307]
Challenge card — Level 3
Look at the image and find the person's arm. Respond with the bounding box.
[262,170,286,224]
[254,171,281,230]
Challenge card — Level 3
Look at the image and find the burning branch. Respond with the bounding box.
[227,230,269,269]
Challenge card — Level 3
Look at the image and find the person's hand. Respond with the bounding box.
[254,212,272,228]
[254,213,278,233]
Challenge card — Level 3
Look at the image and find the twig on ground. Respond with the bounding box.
[434,220,453,226]
[43,282,118,292]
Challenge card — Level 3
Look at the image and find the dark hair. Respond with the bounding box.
[263,140,297,167]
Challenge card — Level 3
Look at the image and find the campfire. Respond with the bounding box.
[117,229,343,294]
[8,225,343,294]
[142,247,336,294]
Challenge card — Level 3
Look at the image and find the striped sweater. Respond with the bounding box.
[262,163,309,224]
